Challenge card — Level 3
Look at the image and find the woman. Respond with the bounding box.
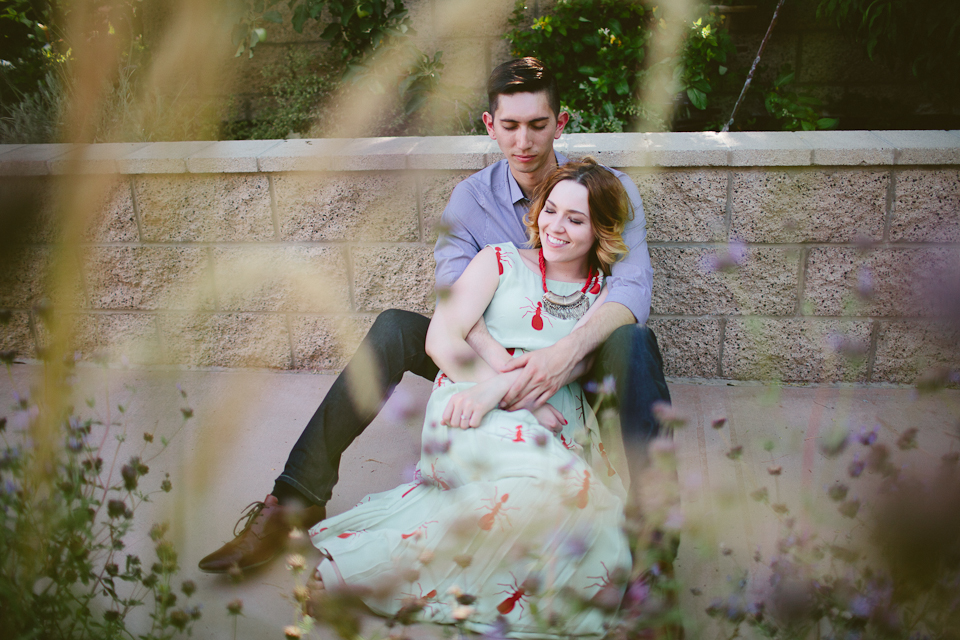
[310,159,633,637]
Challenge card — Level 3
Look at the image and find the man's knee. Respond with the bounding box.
[368,309,428,342]
[604,324,660,360]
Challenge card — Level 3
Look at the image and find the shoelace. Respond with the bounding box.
[233,501,267,538]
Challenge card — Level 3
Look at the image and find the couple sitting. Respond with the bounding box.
[200,58,671,636]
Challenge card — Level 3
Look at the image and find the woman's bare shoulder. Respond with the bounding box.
[516,247,538,271]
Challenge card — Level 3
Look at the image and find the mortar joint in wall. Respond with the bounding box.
[285,312,297,370]
[717,317,727,378]
[345,245,356,313]
[415,173,424,242]
[129,176,145,242]
[267,174,282,240]
[795,246,809,316]
[723,170,734,237]
[206,246,220,312]
[866,319,879,382]
[883,167,896,243]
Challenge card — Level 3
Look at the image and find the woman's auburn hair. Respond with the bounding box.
[523,157,632,275]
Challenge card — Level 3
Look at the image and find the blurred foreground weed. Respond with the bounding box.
[702,402,960,639]
[0,315,201,639]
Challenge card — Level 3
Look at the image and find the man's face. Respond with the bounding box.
[482,91,569,182]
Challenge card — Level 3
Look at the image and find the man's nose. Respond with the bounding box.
[517,126,531,148]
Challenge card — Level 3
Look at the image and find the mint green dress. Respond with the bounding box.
[310,243,630,638]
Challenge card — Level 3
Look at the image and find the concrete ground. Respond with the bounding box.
[3,363,958,639]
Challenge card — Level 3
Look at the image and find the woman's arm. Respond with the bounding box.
[425,246,503,384]
[427,247,529,428]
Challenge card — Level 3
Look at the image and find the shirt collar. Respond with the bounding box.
[505,150,570,205]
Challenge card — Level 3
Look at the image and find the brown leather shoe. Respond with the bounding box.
[198,494,325,573]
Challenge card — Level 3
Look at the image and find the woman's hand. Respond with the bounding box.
[442,379,506,429]
[530,404,567,434]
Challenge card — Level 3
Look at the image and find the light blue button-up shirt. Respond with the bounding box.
[434,152,653,324]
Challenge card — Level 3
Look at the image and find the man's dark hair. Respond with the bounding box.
[487,57,561,118]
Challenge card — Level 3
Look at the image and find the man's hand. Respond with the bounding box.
[500,300,636,410]
[499,341,582,410]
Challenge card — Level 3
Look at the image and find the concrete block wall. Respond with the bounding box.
[1,131,958,384]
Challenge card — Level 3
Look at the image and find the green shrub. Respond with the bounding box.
[505,1,735,132]
[224,47,338,140]
[762,65,838,131]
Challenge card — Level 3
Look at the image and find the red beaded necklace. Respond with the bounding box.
[538,248,602,320]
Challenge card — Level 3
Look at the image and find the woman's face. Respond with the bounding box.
[538,179,595,270]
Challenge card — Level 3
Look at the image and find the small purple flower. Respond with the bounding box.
[827,333,868,359]
[625,577,651,607]
[381,385,422,423]
[849,595,872,619]
[702,240,747,273]
[2,478,21,496]
[652,401,687,430]
[856,268,874,301]
[848,454,865,478]
[857,425,878,446]
[480,616,511,640]
[562,534,589,559]
[107,499,132,519]
[598,375,616,396]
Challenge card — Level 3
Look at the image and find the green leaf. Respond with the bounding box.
[817,117,839,129]
[775,71,795,87]
[263,10,282,23]
[687,87,708,110]
[718,65,727,75]
[292,4,308,32]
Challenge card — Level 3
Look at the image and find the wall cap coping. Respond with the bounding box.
[2,131,957,176]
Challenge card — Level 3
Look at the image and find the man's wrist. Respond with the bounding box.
[555,332,590,367]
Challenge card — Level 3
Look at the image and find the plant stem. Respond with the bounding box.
[721,0,787,132]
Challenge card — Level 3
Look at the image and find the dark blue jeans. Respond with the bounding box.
[276,309,670,507]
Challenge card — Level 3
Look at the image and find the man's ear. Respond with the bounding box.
[482,112,496,139]
[554,111,570,139]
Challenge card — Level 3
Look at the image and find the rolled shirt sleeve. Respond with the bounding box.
[604,171,653,325]
[434,181,487,292]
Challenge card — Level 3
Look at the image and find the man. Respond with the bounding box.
[198,57,670,574]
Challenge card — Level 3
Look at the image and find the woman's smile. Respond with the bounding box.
[538,179,594,278]
[543,233,569,248]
